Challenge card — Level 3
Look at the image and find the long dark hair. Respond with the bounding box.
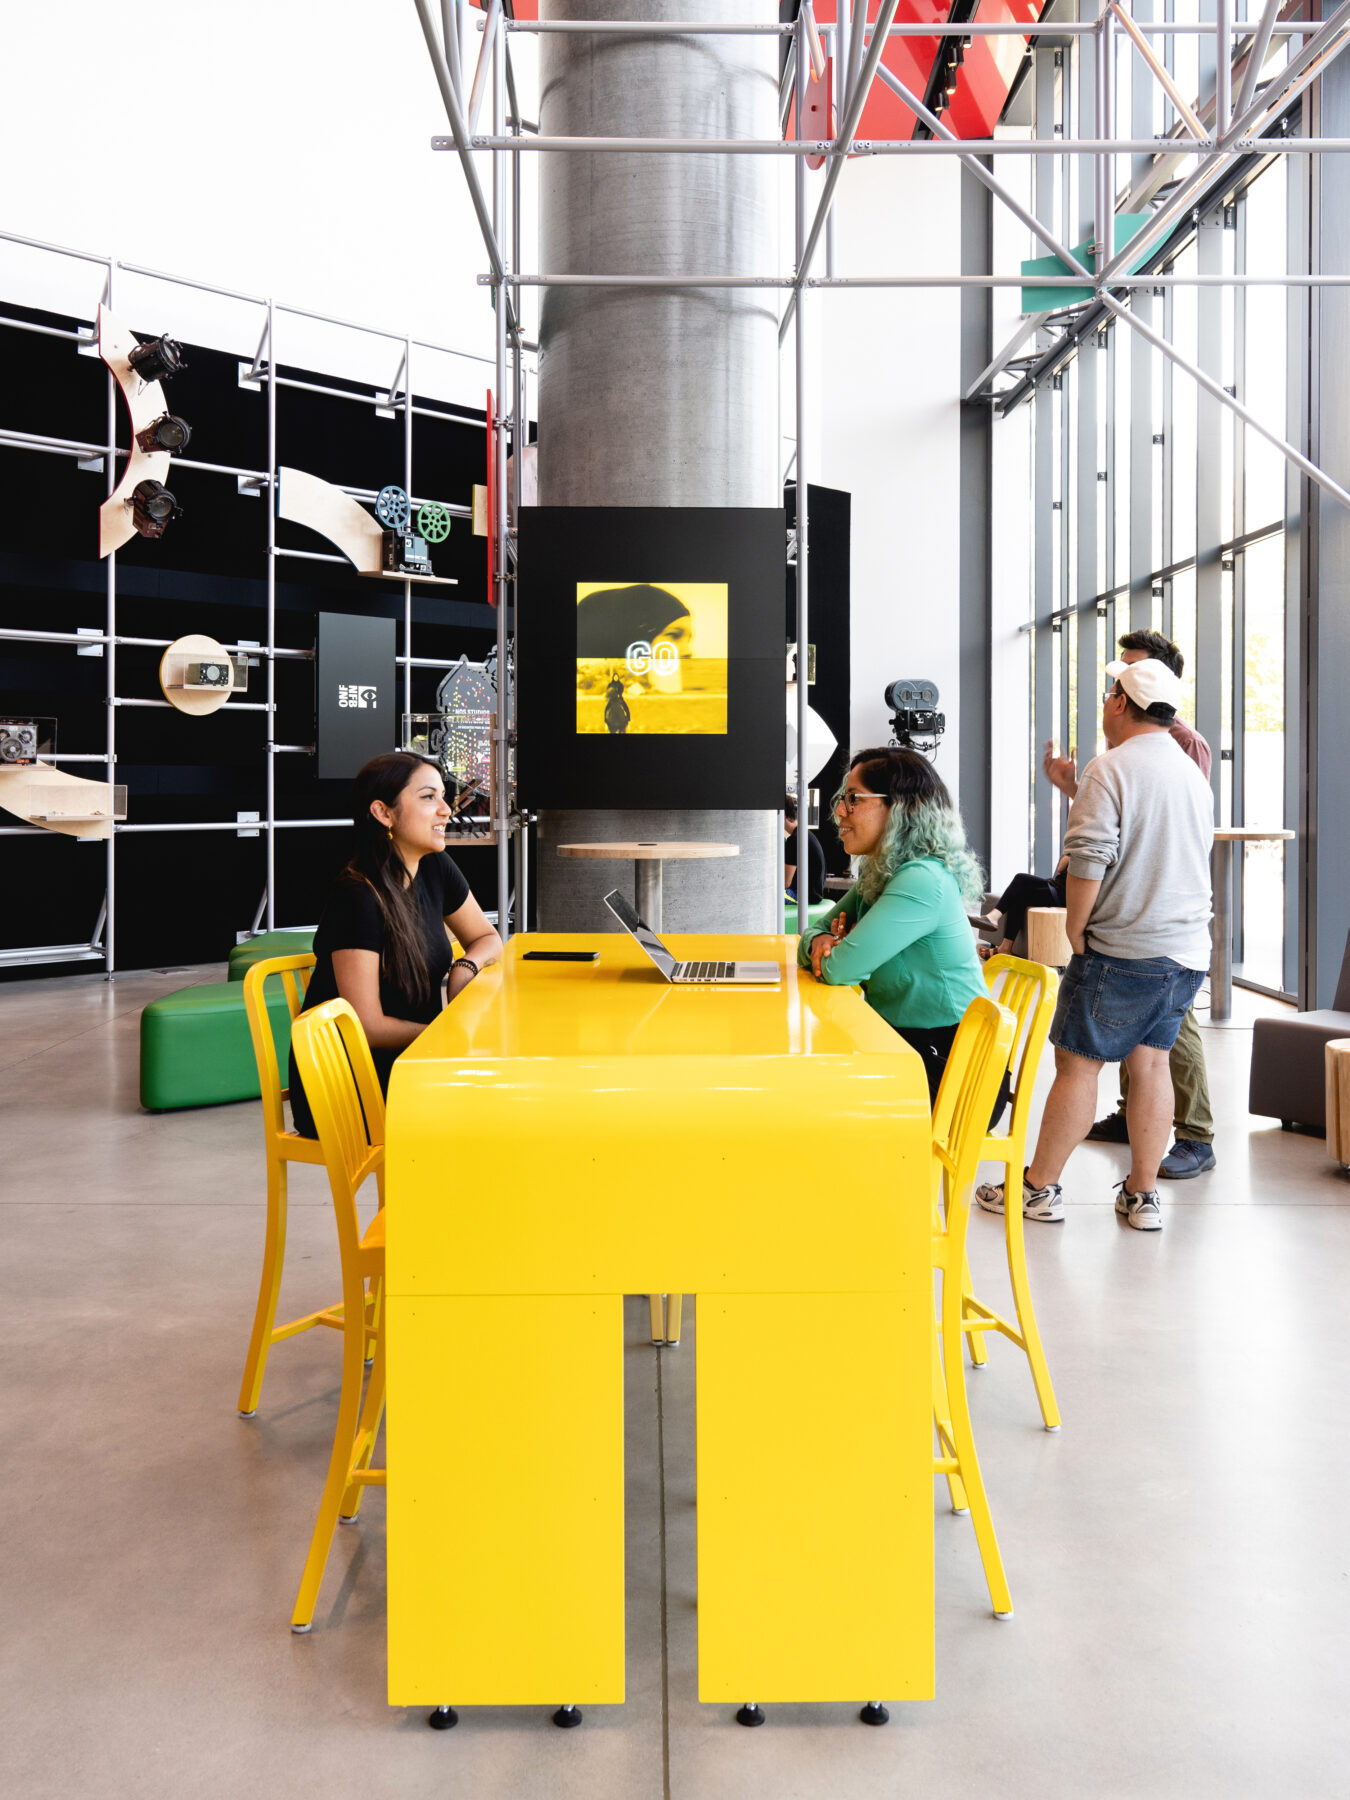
[838,745,985,905]
[345,752,440,1002]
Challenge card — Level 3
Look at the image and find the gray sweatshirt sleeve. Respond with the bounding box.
[1063,764,1120,879]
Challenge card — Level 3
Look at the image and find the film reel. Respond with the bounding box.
[417,500,452,544]
[375,484,411,530]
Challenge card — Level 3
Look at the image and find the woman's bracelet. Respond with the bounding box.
[452,957,480,980]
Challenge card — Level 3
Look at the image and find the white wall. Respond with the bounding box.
[0,1,539,405]
[815,154,966,804]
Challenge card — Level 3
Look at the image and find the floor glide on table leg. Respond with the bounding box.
[552,1704,583,1728]
[427,1705,458,1730]
[736,1702,765,1727]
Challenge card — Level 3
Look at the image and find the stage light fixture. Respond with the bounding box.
[131,478,181,539]
[135,412,192,454]
[127,333,187,383]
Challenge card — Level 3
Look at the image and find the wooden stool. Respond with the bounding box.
[1026,907,1073,968]
[1326,1039,1350,1168]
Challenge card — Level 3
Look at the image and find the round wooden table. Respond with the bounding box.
[1211,828,1295,1022]
[555,840,739,931]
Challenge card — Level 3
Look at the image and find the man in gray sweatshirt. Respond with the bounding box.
[977,657,1214,1230]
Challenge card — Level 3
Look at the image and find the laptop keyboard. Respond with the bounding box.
[673,961,737,980]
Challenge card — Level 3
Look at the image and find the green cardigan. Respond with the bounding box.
[796,856,985,1032]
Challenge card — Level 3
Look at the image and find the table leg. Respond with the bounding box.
[695,1291,933,1703]
[386,1293,626,1706]
[635,859,663,930]
[1210,840,1233,1024]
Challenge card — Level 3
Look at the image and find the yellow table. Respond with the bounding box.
[385,931,933,1713]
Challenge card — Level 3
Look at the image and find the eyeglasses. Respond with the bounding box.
[835,789,890,815]
[1103,684,1124,702]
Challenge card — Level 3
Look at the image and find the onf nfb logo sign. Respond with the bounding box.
[316,612,396,778]
[337,684,378,709]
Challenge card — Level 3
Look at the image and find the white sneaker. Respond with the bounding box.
[976,1172,1065,1223]
[1114,1180,1162,1231]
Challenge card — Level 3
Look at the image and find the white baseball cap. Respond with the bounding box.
[1105,657,1183,720]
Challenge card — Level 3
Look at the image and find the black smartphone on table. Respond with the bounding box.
[522,949,600,963]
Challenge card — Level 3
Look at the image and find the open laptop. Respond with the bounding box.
[603,890,780,985]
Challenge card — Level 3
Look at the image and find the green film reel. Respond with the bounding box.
[417,500,452,544]
[375,484,411,530]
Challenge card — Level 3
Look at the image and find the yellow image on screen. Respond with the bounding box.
[576,581,728,736]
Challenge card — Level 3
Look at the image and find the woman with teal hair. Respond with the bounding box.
[799,745,993,1105]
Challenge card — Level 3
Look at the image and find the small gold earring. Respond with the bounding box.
[387,827,394,841]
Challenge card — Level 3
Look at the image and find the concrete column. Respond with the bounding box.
[535,0,780,933]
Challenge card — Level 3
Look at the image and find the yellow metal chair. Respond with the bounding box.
[962,955,1062,1430]
[930,992,1017,1619]
[237,955,354,1417]
[288,998,388,1633]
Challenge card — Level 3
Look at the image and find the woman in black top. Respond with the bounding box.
[288,751,502,1138]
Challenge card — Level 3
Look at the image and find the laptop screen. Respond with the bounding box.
[603,889,676,977]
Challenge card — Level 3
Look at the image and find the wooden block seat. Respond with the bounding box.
[228,930,316,981]
[1325,1040,1350,1166]
[140,980,297,1111]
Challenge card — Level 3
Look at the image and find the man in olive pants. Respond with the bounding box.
[1042,629,1216,1179]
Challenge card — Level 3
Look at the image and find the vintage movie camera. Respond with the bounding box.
[884,678,946,755]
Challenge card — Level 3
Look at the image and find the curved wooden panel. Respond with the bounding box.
[277,466,383,573]
[98,304,172,558]
[0,762,127,840]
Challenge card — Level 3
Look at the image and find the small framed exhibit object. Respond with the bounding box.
[514,507,785,810]
[315,612,397,781]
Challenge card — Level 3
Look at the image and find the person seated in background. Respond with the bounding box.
[287,751,502,1138]
[799,745,1000,1108]
[784,792,826,904]
[981,854,1069,959]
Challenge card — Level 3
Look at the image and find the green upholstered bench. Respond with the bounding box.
[784,898,835,939]
[227,930,316,982]
[140,980,297,1111]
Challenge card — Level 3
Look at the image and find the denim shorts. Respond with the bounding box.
[1049,948,1206,1063]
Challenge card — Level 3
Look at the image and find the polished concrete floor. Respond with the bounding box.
[6,965,1349,1799]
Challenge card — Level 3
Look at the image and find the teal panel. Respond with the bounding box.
[1020,214,1152,314]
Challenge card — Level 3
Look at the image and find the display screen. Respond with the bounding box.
[576,581,728,736]
[516,508,784,809]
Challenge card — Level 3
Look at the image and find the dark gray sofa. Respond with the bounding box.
[1248,929,1350,1133]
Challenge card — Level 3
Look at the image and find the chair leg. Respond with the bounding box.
[340,1328,387,1522]
[962,1251,988,1367]
[942,1273,1012,1618]
[932,1301,968,1514]
[291,1315,367,1632]
[664,1294,683,1344]
[364,1273,383,1366]
[1002,1165,1061,1431]
[238,1155,288,1417]
[648,1294,666,1344]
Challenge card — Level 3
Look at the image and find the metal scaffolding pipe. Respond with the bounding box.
[1100,0,1350,282]
[1234,0,1285,117]
[466,132,1239,153]
[780,0,904,341]
[1100,291,1350,513]
[870,60,1093,280]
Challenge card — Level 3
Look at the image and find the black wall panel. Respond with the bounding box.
[0,299,500,978]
